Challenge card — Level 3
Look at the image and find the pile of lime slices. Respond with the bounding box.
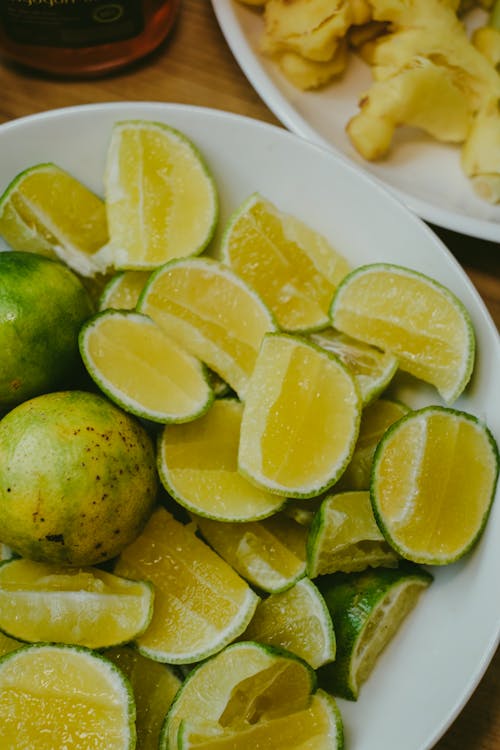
[0,120,498,750]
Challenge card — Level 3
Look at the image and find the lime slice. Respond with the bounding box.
[107,646,181,750]
[194,512,307,593]
[0,558,154,649]
[80,309,214,423]
[114,506,259,663]
[220,192,350,332]
[243,577,336,668]
[138,257,277,399]
[158,399,285,521]
[0,630,21,657]
[161,640,317,750]
[0,643,136,748]
[371,405,499,564]
[309,329,398,405]
[238,333,361,497]
[330,263,476,403]
[306,491,399,578]
[336,398,410,491]
[101,120,218,269]
[177,689,344,749]
[318,564,432,700]
[0,163,108,277]
[99,269,151,310]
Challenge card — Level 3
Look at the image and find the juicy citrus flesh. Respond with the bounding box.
[138,258,276,398]
[0,558,153,649]
[238,333,361,496]
[80,310,213,423]
[371,406,499,564]
[309,329,398,405]
[243,578,336,669]
[0,163,108,277]
[336,398,410,491]
[0,390,158,566]
[221,193,350,332]
[178,689,343,750]
[162,641,316,750]
[330,263,475,404]
[307,491,399,577]
[0,251,94,411]
[103,120,217,269]
[99,270,151,310]
[318,566,432,700]
[106,646,181,750]
[194,513,307,593]
[0,630,21,657]
[114,506,259,663]
[158,399,284,521]
[0,643,135,749]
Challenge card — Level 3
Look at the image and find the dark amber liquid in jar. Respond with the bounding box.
[0,0,180,78]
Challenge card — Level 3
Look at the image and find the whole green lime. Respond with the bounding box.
[0,251,94,411]
[0,390,158,566]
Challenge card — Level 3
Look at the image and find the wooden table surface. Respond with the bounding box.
[0,2,499,748]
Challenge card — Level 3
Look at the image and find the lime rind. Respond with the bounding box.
[238,332,362,498]
[98,270,151,311]
[0,642,137,749]
[79,309,215,424]
[329,262,476,404]
[318,564,432,700]
[101,120,219,271]
[370,404,500,565]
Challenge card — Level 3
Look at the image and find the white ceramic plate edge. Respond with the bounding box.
[211,0,500,243]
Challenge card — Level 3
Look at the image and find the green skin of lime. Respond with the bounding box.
[0,391,158,566]
[0,251,94,411]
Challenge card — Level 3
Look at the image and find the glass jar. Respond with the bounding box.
[0,0,180,78]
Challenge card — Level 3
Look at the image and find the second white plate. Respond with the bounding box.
[212,0,500,243]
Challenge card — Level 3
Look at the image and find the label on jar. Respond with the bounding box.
[1,1,145,48]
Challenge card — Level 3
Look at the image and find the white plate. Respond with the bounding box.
[211,1,500,243]
[0,102,499,750]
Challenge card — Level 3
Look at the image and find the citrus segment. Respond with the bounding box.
[310,329,398,405]
[221,193,350,332]
[0,251,94,411]
[195,513,307,593]
[238,333,361,496]
[330,263,475,403]
[306,491,399,578]
[99,270,151,310]
[0,558,154,649]
[107,646,182,750]
[371,406,499,564]
[158,399,284,521]
[114,506,259,663]
[0,163,108,277]
[0,630,21,657]
[336,399,410,491]
[102,120,218,269]
[161,641,316,750]
[80,309,214,423]
[138,257,276,398]
[243,578,336,669]
[0,643,136,749]
[178,689,344,749]
[318,565,432,700]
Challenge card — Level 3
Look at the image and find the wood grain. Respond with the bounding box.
[0,2,499,748]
